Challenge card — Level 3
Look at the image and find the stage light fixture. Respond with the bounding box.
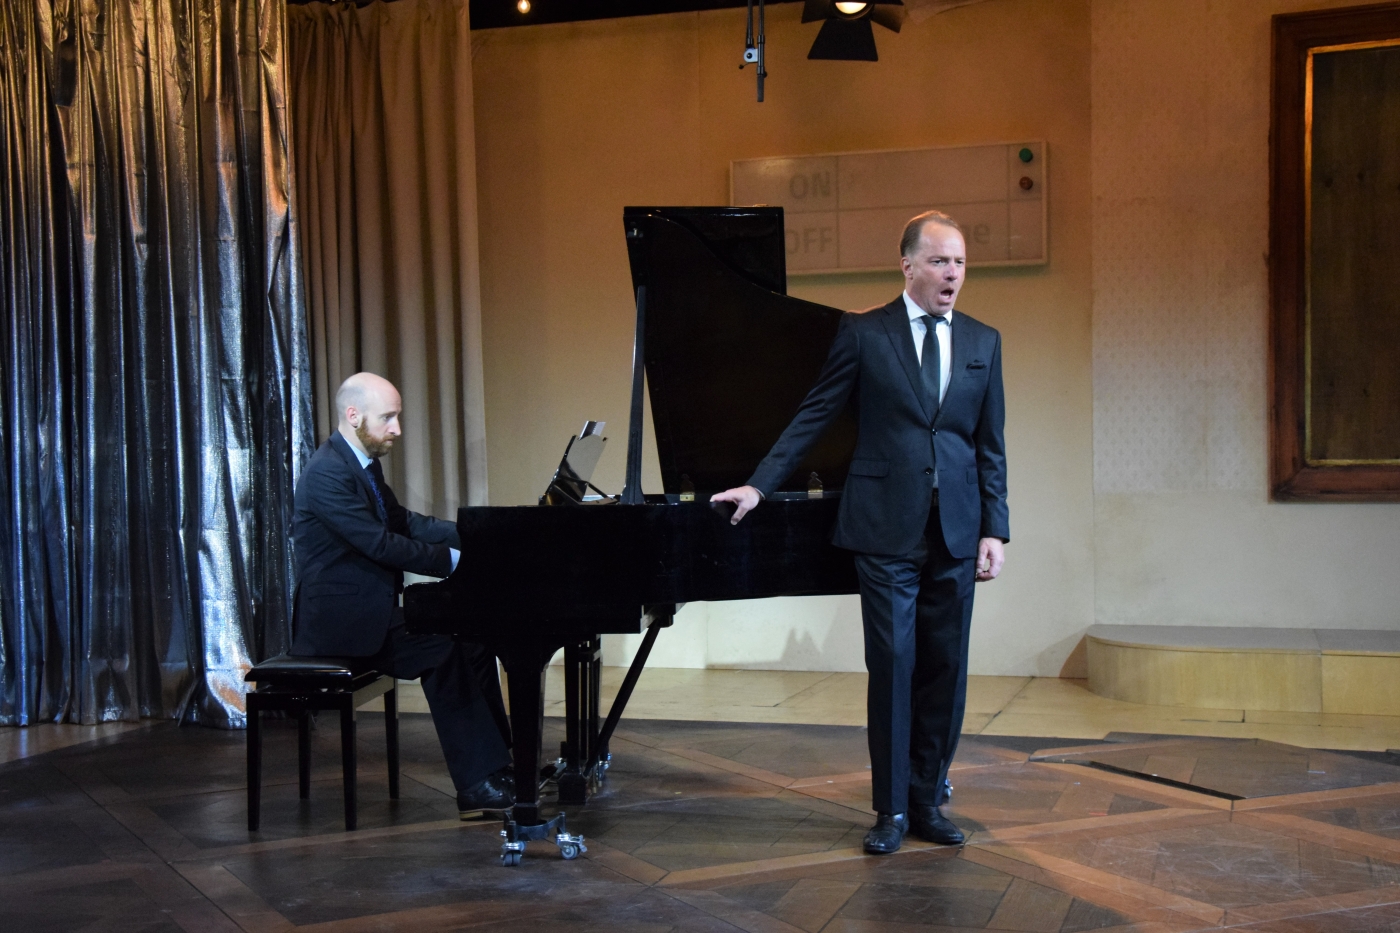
[802,0,905,62]
[516,0,530,13]
[739,0,768,102]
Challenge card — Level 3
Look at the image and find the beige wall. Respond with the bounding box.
[1091,0,1400,636]
[469,0,1399,676]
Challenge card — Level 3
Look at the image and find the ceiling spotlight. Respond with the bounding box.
[802,0,905,62]
[740,0,768,103]
[516,0,530,13]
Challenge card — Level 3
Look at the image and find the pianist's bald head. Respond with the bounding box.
[336,373,402,458]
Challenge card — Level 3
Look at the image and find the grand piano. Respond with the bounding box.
[404,207,860,864]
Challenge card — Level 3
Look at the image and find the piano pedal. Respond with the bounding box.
[557,769,589,805]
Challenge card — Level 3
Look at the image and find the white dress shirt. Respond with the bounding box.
[903,292,952,405]
[349,439,459,573]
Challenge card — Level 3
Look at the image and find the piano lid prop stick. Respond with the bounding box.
[620,285,648,505]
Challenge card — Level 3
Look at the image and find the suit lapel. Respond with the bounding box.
[330,433,385,525]
[880,300,934,422]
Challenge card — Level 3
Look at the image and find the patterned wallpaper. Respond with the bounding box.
[1090,0,1278,495]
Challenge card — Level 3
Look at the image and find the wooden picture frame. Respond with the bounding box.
[1270,2,1400,501]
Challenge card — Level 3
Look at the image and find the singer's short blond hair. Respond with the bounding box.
[899,210,963,257]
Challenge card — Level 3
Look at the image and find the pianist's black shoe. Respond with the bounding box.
[909,804,965,845]
[457,768,515,819]
[862,812,908,855]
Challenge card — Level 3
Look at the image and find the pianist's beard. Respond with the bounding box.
[356,421,395,459]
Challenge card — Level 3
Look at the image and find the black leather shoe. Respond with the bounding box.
[457,769,515,819]
[909,804,964,845]
[862,812,908,855]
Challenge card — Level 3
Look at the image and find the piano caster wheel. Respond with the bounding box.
[555,832,587,861]
[500,834,527,867]
[500,814,579,865]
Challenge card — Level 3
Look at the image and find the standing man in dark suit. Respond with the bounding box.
[712,211,1009,855]
[292,372,514,817]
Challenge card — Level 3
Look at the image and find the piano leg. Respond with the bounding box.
[561,642,582,802]
[498,643,587,866]
[502,645,552,828]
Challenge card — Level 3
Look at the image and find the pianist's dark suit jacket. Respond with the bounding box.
[747,298,1009,558]
[292,432,460,657]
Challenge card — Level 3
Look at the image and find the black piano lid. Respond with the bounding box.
[623,207,858,496]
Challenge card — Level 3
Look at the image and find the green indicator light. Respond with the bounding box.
[1018,147,1034,163]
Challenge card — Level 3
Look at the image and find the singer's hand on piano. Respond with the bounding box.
[710,485,761,524]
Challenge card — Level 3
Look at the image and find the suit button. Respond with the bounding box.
[932,429,938,435]
[924,468,932,475]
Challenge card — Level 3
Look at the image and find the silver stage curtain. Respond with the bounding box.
[287,0,488,517]
[0,0,313,726]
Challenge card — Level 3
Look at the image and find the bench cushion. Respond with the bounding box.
[246,654,378,690]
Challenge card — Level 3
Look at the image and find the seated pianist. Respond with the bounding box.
[291,372,515,817]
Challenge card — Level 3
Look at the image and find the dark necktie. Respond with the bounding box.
[920,314,944,412]
[365,459,388,523]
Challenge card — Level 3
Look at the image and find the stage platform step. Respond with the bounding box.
[1086,625,1400,715]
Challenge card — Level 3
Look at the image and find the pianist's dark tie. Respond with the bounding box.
[365,459,389,523]
[920,314,943,411]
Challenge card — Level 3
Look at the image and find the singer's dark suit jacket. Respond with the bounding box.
[292,433,459,657]
[748,297,1009,558]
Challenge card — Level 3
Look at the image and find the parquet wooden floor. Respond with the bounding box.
[3,711,1400,932]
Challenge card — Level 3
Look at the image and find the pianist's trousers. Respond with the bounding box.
[854,500,977,815]
[357,624,513,792]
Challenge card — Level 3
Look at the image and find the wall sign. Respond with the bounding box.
[730,142,1047,273]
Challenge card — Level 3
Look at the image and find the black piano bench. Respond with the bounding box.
[244,655,400,832]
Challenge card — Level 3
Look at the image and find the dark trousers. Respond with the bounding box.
[356,625,512,793]
[854,502,976,814]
